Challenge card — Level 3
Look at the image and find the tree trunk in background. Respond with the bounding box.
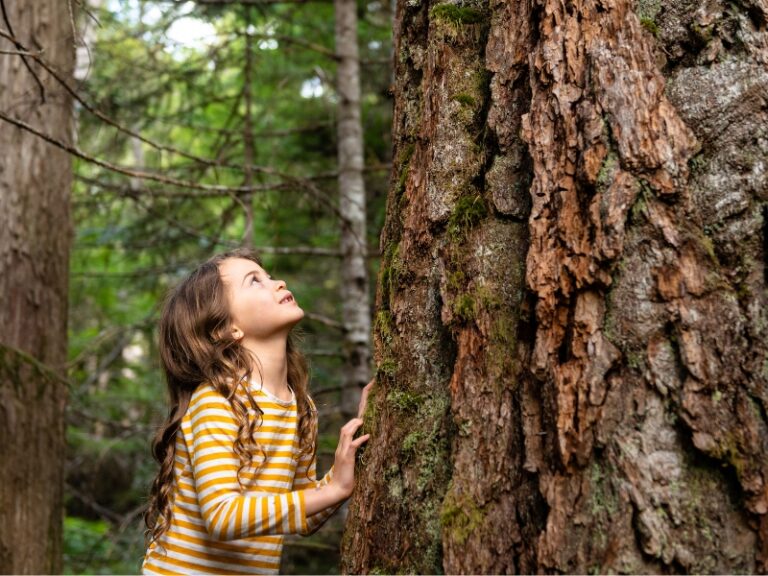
[336,0,371,419]
[343,0,768,573]
[0,1,73,573]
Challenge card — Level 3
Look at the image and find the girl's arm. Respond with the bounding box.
[294,380,374,533]
[293,454,340,534]
[189,387,365,541]
[301,416,368,515]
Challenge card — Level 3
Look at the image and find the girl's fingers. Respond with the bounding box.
[337,418,364,451]
[358,380,374,418]
[351,434,370,448]
[341,418,364,435]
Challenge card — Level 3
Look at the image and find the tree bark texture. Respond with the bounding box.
[0,1,73,572]
[342,0,768,573]
[336,0,372,419]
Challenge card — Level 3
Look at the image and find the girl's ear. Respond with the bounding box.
[231,326,243,340]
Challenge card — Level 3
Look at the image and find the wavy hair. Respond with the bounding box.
[143,248,317,547]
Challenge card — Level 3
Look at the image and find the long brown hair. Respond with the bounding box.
[144,248,317,547]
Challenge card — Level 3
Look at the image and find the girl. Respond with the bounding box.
[142,248,371,575]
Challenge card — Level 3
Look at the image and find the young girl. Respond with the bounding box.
[142,248,371,575]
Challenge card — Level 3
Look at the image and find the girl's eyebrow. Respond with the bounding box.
[241,269,261,286]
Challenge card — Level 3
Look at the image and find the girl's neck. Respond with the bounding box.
[240,335,292,402]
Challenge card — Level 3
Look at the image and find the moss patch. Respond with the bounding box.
[452,93,476,107]
[401,430,423,460]
[589,460,619,518]
[440,489,484,546]
[641,17,659,37]
[379,242,404,307]
[394,143,416,198]
[361,385,379,437]
[453,293,477,323]
[387,389,424,413]
[377,357,398,378]
[429,3,485,25]
[375,310,395,344]
[448,193,488,241]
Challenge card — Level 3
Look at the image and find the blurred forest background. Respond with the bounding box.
[5,0,768,573]
[62,1,391,572]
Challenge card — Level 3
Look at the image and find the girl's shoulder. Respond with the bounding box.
[189,381,232,410]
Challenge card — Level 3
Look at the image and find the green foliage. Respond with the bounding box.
[63,517,143,575]
[66,1,392,574]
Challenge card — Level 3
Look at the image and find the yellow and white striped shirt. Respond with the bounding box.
[142,382,337,575]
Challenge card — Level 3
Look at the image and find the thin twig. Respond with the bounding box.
[0,3,46,100]
[0,48,41,56]
[303,312,344,329]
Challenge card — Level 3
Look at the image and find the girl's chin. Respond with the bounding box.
[288,307,305,323]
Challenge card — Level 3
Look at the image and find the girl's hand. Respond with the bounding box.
[358,378,375,418]
[331,417,370,499]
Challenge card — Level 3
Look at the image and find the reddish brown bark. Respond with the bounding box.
[0,1,74,572]
[343,0,768,573]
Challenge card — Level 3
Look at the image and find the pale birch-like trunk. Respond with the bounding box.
[242,10,256,248]
[336,0,371,419]
[0,0,74,572]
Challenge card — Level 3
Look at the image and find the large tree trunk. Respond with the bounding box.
[336,0,372,419]
[342,0,768,573]
[0,1,74,573]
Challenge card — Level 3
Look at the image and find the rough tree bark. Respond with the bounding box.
[0,1,74,573]
[342,0,768,573]
[336,0,372,419]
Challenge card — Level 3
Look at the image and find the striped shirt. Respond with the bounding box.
[142,382,337,575]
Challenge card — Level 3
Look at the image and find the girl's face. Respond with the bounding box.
[218,257,304,341]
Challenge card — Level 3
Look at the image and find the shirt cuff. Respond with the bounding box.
[297,489,308,534]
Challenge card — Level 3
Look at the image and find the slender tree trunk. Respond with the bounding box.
[0,1,74,573]
[242,9,256,248]
[343,0,768,573]
[336,0,371,418]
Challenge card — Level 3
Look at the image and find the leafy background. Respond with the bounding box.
[65,1,392,572]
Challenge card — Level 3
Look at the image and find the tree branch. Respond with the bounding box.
[0,110,342,223]
[304,311,344,328]
[0,4,45,100]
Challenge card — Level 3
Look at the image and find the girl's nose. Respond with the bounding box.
[274,279,287,291]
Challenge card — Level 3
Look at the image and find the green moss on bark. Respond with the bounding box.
[448,193,488,241]
[441,490,485,546]
[429,4,486,25]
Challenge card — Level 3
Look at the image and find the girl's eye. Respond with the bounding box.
[251,276,261,285]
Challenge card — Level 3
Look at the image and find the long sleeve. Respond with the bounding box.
[189,387,309,541]
[292,451,341,535]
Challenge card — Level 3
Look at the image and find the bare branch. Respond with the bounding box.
[0,110,342,222]
[0,29,283,177]
[0,6,45,100]
[0,48,41,56]
[303,311,344,329]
